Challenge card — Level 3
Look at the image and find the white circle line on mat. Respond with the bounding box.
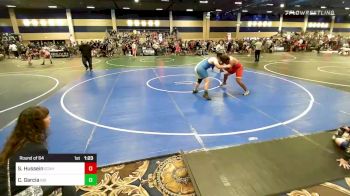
[0,58,102,75]
[61,67,313,136]
[0,74,59,113]
[199,68,314,136]
[16,60,66,68]
[105,59,198,68]
[317,65,350,76]
[140,57,175,63]
[264,62,350,87]
[61,68,194,136]
[146,74,222,93]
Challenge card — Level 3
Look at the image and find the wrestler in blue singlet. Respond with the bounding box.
[194,59,215,79]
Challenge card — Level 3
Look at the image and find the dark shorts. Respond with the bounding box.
[340,141,350,150]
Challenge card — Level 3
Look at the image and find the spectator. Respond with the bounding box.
[216,40,225,54]
[0,106,77,195]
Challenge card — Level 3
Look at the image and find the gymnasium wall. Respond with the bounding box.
[2,8,350,41]
[209,12,237,40]
[173,11,203,40]
[115,10,169,33]
[0,9,13,33]
[14,9,69,40]
[333,16,350,36]
[282,15,304,32]
[306,15,331,32]
[239,13,279,38]
[71,9,112,41]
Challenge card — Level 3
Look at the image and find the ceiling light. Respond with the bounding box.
[6,5,16,8]
[148,20,154,26]
[48,19,55,26]
[48,5,57,8]
[186,9,193,12]
[155,20,160,26]
[31,19,38,26]
[242,9,248,12]
[23,19,30,26]
[216,9,222,12]
[266,3,273,6]
[134,0,139,2]
[295,5,300,7]
[141,20,147,26]
[280,3,285,8]
[156,8,163,10]
[321,6,326,9]
[345,7,350,10]
[161,0,169,2]
[87,6,95,9]
[200,0,208,3]
[123,7,130,10]
[267,11,272,13]
[40,19,47,26]
[127,20,133,26]
[235,2,242,5]
[56,19,64,26]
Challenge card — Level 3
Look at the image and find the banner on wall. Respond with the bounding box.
[50,50,70,58]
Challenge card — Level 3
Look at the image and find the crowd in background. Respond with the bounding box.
[1,30,350,60]
[74,30,350,58]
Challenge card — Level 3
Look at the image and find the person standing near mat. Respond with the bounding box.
[26,47,34,66]
[254,39,262,62]
[79,42,93,71]
[220,55,250,96]
[131,42,137,57]
[193,54,230,100]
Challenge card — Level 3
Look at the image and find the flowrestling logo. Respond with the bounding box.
[285,10,335,15]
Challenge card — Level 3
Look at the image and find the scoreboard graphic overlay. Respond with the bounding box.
[15,154,97,186]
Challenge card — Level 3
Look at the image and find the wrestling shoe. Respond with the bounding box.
[203,92,211,100]
[243,90,250,96]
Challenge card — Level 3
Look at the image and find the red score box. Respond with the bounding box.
[85,162,97,174]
